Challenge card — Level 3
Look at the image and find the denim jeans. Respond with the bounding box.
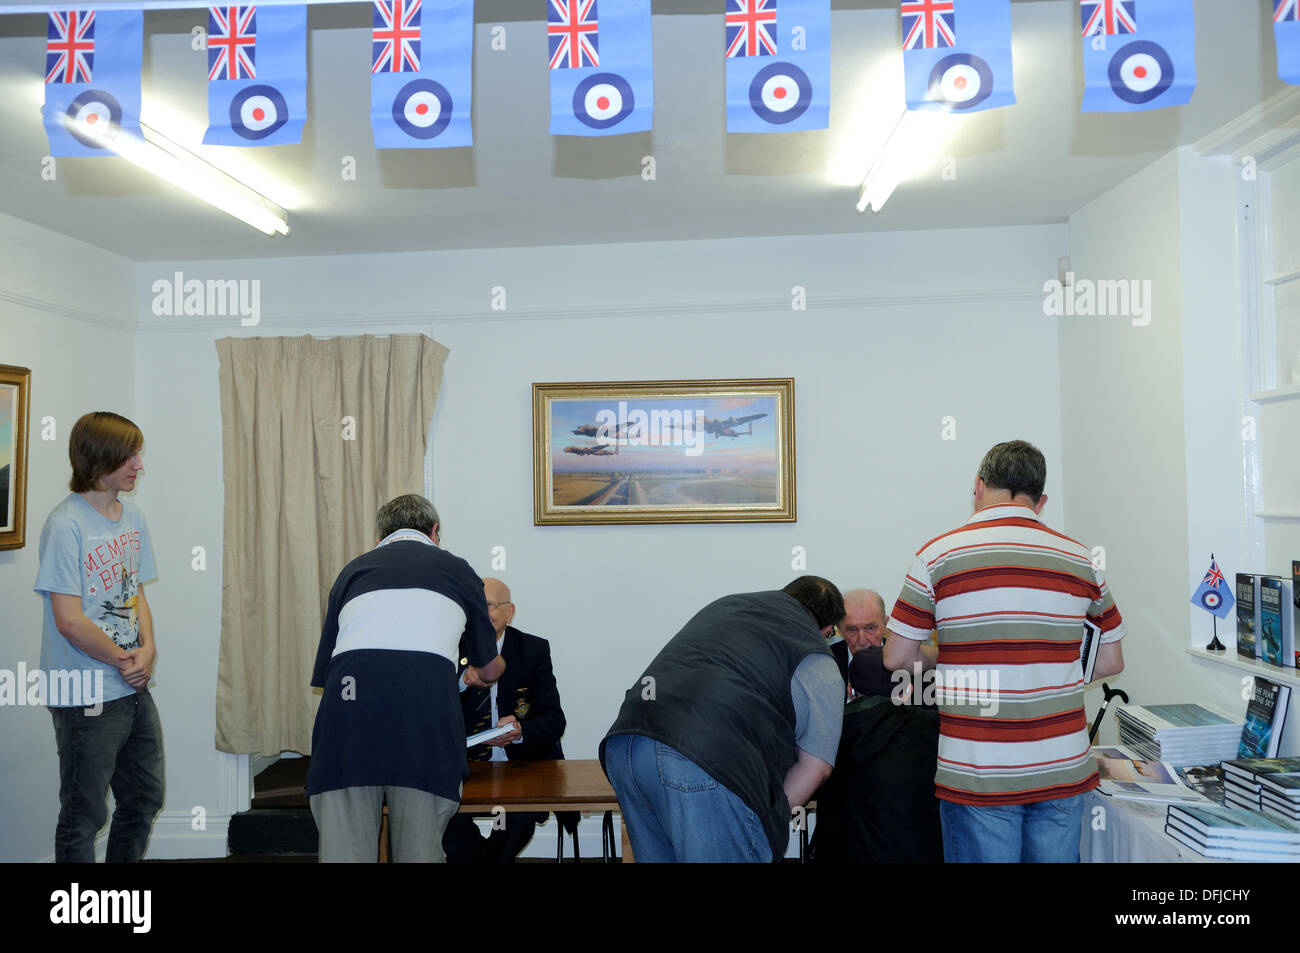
[50,691,165,863]
[939,793,1085,862]
[604,733,773,863]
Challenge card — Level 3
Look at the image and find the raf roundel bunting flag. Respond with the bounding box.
[373,0,474,148]
[1081,0,1196,112]
[901,0,1015,113]
[1191,557,1235,620]
[549,0,653,136]
[43,10,144,157]
[725,0,830,132]
[1276,0,1300,85]
[204,5,307,146]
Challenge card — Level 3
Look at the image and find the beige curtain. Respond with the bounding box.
[213,334,449,756]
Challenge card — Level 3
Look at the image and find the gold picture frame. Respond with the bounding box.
[533,378,795,525]
[0,364,31,551]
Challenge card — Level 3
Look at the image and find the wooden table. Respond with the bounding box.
[378,759,630,862]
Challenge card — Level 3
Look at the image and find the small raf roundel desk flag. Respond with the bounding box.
[1191,555,1235,619]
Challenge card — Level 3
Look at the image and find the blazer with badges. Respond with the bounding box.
[462,625,566,761]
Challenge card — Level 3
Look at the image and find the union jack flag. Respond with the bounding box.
[1081,0,1137,37]
[45,10,95,84]
[901,0,955,51]
[548,0,598,70]
[372,0,421,74]
[1277,0,1300,23]
[725,0,777,58]
[208,6,257,81]
[1203,562,1226,589]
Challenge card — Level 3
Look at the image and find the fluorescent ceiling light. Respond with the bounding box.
[857,109,959,215]
[62,112,290,236]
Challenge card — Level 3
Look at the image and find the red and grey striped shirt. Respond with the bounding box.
[887,503,1125,806]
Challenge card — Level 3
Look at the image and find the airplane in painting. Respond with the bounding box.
[572,422,631,439]
[564,444,616,456]
[699,413,767,438]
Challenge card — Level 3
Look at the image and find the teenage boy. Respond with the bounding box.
[35,411,163,862]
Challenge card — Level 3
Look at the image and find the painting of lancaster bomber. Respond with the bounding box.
[533,378,795,526]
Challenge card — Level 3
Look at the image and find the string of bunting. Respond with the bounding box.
[39,0,1300,157]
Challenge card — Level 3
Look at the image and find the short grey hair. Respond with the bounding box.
[376,494,440,540]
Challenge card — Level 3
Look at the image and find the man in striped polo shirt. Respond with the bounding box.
[882,440,1125,862]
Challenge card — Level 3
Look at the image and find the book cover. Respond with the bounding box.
[1238,677,1293,759]
[1293,561,1300,667]
[1237,573,1258,660]
[1260,576,1286,667]
[1258,772,1300,799]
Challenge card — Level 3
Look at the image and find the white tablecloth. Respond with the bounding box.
[1080,790,1221,863]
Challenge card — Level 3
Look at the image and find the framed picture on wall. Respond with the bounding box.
[533,378,795,525]
[0,364,31,551]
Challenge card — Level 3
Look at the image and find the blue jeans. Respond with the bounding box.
[939,794,1085,862]
[50,691,165,862]
[604,733,773,863]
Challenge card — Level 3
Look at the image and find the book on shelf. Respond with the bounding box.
[1293,560,1300,668]
[1238,676,1292,759]
[1237,573,1259,661]
[1259,576,1295,668]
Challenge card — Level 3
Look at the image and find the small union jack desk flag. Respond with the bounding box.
[550,0,652,136]
[372,0,472,147]
[1081,0,1195,112]
[1191,556,1235,620]
[1276,0,1300,85]
[43,9,143,157]
[903,0,1015,113]
[726,0,830,132]
[204,4,306,146]
[1081,0,1137,37]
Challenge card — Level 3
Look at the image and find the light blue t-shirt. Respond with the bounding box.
[34,493,157,706]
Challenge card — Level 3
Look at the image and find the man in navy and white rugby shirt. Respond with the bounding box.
[306,494,504,862]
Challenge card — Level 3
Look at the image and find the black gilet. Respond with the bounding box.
[601,590,831,859]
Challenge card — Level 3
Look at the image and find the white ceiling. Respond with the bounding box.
[0,0,1286,262]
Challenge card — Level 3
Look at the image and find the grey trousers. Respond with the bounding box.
[310,785,459,863]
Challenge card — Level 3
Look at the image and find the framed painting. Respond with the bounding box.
[0,364,31,551]
[533,378,795,525]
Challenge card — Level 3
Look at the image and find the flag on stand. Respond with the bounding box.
[204,5,307,146]
[550,0,653,136]
[43,9,143,157]
[902,0,1015,113]
[373,0,474,148]
[1081,0,1195,112]
[725,0,830,132]
[1276,0,1300,85]
[1191,556,1235,620]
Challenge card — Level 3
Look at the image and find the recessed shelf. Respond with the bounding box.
[1185,646,1300,689]
[1248,384,1300,403]
[1265,268,1300,287]
[1256,510,1300,520]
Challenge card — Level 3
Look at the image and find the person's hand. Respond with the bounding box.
[120,645,155,688]
[463,665,496,688]
[485,716,522,746]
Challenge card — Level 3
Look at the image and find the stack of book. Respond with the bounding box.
[1258,769,1300,822]
[1164,803,1300,861]
[1220,757,1300,811]
[1114,703,1244,765]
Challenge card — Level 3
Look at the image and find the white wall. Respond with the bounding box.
[0,212,137,862]
[1060,147,1298,753]
[131,223,1066,857]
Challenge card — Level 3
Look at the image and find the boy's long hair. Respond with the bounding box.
[69,412,143,493]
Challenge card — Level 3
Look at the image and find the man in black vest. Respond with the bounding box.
[443,577,568,862]
[601,576,845,862]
